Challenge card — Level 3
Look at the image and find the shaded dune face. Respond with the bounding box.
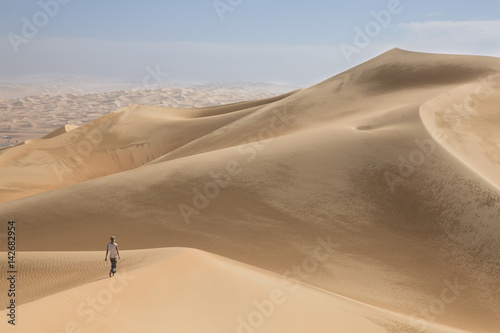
[1,49,500,332]
[354,62,492,92]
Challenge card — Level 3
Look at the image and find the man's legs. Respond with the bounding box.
[110,258,117,276]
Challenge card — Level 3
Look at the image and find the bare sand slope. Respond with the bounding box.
[420,77,500,190]
[0,92,297,202]
[1,49,500,332]
[0,248,182,307]
[0,248,468,333]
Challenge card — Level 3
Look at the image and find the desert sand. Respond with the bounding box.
[0,82,294,148]
[1,48,500,332]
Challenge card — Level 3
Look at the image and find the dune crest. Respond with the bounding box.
[0,248,469,333]
[420,75,500,189]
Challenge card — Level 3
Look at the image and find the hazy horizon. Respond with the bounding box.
[1,0,500,87]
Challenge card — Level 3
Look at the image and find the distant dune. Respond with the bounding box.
[0,82,294,148]
[1,48,500,332]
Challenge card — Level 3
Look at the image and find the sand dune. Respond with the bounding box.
[0,248,469,333]
[0,82,294,147]
[0,92,296,202]
[420,77,500,189]
[1,48,500,332]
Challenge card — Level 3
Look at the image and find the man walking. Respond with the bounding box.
[105,236,120,277]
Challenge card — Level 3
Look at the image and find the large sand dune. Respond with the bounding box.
[1,48,500,332]
[0,248,469,333]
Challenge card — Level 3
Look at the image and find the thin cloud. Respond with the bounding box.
[396,20,500,57]
[399,20,500,41]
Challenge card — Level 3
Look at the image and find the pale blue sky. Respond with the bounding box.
[1,0,499,86]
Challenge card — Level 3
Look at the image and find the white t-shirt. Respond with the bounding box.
[108,242,118,258]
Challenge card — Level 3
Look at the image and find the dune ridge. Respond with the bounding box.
[0,248,470,333]
[1,49,500,332]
